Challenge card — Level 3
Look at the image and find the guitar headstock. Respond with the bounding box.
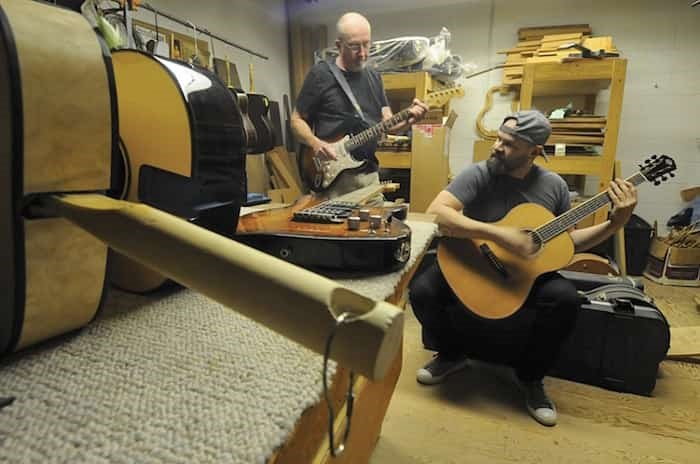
[639,154,677,186]
[425,86,465,108]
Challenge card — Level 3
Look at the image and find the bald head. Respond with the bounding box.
[336,12,371,41]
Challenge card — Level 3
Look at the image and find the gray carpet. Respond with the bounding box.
[0,220,436,463]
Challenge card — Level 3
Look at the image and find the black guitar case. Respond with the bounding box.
[552,271,670,396]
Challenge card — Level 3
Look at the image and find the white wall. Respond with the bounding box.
[290,0,700,229]
[133,0,290,106]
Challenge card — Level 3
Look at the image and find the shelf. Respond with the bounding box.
[534,155,603,175]
[522,58,626,97]
[519,58,627,225]
[473,140,604,176]
[376,151,411,169]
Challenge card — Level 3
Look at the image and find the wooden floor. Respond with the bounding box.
[370,279,700,464]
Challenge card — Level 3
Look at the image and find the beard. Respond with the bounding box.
[486,152,530,175]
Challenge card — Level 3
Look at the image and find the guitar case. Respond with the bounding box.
[1,0,115,354]
[552,271,670,396]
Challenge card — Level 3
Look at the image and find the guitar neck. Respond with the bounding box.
[344,109,412,151]
[535,171,647,242]
[27,193,402,381]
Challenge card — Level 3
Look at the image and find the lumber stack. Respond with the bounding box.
[547,116,606,146]
[500,24,619,86]
[246,146,305,204]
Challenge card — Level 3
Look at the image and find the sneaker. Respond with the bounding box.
[416,353,470,385]
[519,379,557,426]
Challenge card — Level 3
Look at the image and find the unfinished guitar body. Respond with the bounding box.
[0,0,114,353]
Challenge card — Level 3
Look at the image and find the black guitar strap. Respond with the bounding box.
[325,60,367,122]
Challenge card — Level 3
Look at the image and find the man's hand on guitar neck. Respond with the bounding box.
[385,98,429,134]
[608,178,637,227]
[407,98,429,125]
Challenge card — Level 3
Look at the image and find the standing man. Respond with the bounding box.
[291,12,428,198]
[409,110,638,426]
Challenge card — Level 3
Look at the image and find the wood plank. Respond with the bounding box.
[267,149,302,197]
[668,327,700,358]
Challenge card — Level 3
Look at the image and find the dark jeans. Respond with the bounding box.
[409,260,580,382]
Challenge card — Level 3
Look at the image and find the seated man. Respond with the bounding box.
[409,110,637,426]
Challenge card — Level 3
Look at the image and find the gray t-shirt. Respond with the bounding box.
[447,161,570,222]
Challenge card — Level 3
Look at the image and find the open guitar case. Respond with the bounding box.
[551,270,670,396]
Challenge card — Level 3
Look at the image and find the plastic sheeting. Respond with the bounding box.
[316,28,476,82]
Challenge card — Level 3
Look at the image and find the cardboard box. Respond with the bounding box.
[644,237,700,287]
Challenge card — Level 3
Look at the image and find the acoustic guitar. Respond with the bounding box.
[437,155,676,320]
[300,86,464,192]
[109,49,247,293]
[246,92,276,153]
[236,183,412,273]
[229,87,259,152]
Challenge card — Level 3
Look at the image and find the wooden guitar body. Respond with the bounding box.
[236,191,411,273]
[109,50,247,293]
[565,252,620,275]
[437,203,575,320]
[0,0,114,353]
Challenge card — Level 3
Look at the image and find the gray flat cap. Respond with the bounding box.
[500,110,551,145]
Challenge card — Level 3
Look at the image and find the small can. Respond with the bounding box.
[347,216,361,231]
[359,209,371,221]
[369,214,382,230]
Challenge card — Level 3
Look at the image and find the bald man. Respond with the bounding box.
[291,12,428,199]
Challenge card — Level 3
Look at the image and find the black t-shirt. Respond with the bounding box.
[295,60,389,170]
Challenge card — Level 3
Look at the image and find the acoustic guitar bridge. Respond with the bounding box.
[479,244,509,279]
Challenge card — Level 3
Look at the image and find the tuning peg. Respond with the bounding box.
[662,176,668,181]
[654,180,660,186]
[651,154,658,159]
[670,172,675,178]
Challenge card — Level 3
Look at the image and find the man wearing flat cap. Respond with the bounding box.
[409,109,638,426]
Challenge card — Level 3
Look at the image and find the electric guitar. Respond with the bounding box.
[437,155,677,320]
[236,183,412,272]
[300,86,464,192]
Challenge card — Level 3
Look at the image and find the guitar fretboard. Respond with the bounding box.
[344,109,412,151]
[535,172,647,242]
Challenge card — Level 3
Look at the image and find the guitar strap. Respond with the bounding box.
[325,60,367,122]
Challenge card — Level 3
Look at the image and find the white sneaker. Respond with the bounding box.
[416,353,470,385]
[519,379,557,426]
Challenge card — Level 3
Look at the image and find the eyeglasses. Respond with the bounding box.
[343,41,371,53]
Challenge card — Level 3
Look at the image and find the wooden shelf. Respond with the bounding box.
[473,140,604,176]
[522,59,625,97]
[376,151,411,169]
[519,58,627,225]
[533,155,603,175]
